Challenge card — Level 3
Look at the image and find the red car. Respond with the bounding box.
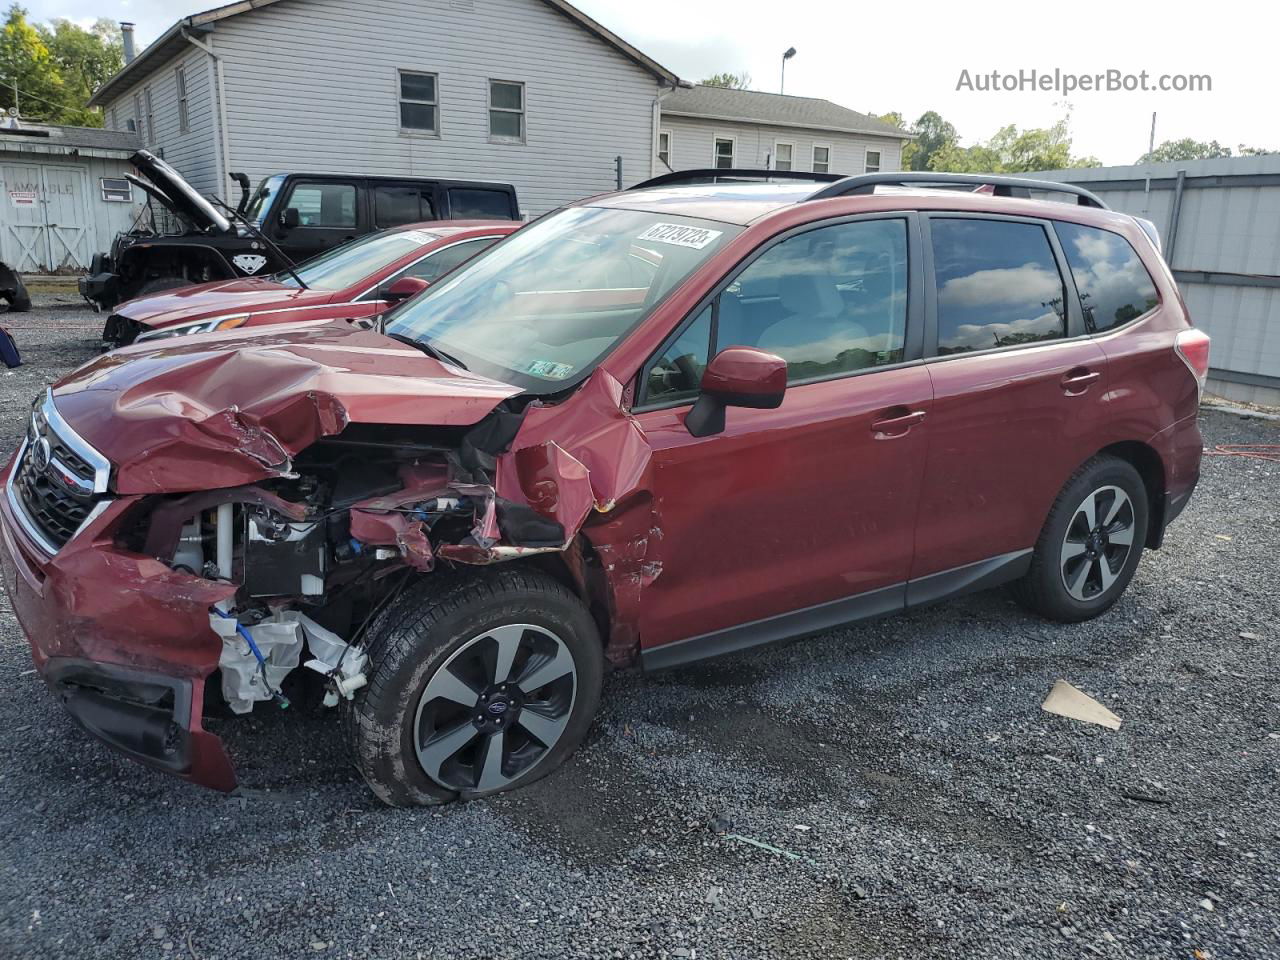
[1,170,1208,806]
[99,220,521,347]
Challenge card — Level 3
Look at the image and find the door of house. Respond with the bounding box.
[1,162,90,272]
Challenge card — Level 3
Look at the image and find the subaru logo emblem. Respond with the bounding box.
[486,700,509,716]
[31,437,51,472]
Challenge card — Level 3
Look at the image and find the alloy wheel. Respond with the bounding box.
[413,623,577,792]
[1060,485,1136,602]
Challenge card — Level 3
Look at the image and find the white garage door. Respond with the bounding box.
[1,162,91,272]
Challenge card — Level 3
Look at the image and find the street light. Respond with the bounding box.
[780,47,797,94]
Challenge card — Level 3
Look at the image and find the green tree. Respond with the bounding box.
[1138,138,1233,163]
[909,111,958,171]
[0,4,65,122]
[40,18,122,126]
[700,72,751,90]
[929,116,1099,173]
[1237,144,1279,157]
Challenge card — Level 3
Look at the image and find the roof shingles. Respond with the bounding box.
[662,85,908,139]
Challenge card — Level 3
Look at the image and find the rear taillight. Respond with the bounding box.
[1175,328,1211,393]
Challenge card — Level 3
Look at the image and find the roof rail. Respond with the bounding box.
[806,172,1109,209]
[630,168,845,191]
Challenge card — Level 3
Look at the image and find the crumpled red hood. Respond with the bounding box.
[114,277,328,331]
[51,320,521,494]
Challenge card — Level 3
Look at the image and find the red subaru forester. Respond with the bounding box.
[0,171,1208,805]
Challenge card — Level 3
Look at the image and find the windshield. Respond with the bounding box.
[246,175,286,225]
[274,228,442,291]
[382,206,740,394]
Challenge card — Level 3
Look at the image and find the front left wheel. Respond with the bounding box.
[344,568,604,807]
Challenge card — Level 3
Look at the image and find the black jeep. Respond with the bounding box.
[78,151,521,310]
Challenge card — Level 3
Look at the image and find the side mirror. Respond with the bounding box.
[385,275,431,302]
[280,207,300,229]
[685,346,787,437]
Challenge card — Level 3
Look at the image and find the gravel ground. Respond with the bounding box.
[1,294,1278,960]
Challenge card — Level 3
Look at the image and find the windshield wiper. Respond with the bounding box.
[384,332,469,370]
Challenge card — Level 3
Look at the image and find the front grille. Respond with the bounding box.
[10,397,110,552]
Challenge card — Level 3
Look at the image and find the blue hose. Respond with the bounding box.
[211,607,289,707]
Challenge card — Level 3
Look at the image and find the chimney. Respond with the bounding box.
[121,22,136,63]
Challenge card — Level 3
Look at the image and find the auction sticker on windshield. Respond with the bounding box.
[527,360,574,379]
[636,223,724,250]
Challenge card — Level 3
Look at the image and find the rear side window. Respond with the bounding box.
[716,218,909,382]
[285,183,357,228]
[1053,222,1159,333]
[930,219,1066,354]
[450,188,514,220]
[375,185,437,227]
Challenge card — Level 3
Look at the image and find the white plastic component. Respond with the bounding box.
[289,611,369,707]
[209,613,304,714]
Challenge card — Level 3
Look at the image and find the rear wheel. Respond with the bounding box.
[1011,456,1149,622]
[344,568,603,806]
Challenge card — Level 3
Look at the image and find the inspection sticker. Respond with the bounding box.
[527,359,574,380]
[636,222,723,250]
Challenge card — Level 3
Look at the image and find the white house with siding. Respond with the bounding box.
[657,85,909,177]
[0,122,142,272]
[87,0,683,217]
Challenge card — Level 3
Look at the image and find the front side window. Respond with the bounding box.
[449,188,514,219]
[489,80,524,141]
[1053,222,1159,333]
[714,138,734,169]
[399,70,438,132]
[383,206,740,394]
[931,218,1066,355]
[865,149,881,173]
[404,236,498,283]
[714,218,908,382]
[284,182,357,228]
[774,142,793,171]
[374,185,436,228]
[645,303,712,405]
[279,228,442,291]
[812,145,830,174]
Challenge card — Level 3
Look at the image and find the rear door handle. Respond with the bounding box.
[1061,367,1101,394]
[871,408,927,438]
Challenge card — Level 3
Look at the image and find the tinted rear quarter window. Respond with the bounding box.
[450,188,515,219]
[1053,222,1159,332]
[375,186,436,228]
[930,219,1066,354]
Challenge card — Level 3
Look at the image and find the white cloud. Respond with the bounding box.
[938,262,1062,310]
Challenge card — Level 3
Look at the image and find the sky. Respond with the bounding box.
[25,0,1280,165]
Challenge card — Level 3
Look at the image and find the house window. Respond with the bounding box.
[100,177,133,202]
[144,87,154,144]
[714,137,735,169]
[774,142,793,171]
[176,66,189,133]
[658,130,672,169]
[489,80,524,141]
[812,145,830,174]
[398,70,438,132]
[865,149,881,173]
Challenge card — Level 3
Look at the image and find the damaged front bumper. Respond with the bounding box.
[0,480,240,790]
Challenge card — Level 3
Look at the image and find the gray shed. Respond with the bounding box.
[0,122,143,273]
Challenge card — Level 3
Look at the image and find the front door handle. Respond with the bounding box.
[1061,367,1101,395]
[871,408,927,438]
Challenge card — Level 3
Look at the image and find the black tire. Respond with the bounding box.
[4,292,30,313]
[343,567,604,807]
[1010,455,1149,623]
[135,276,190,297]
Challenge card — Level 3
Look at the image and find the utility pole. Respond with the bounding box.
[1148,111,1157,156]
